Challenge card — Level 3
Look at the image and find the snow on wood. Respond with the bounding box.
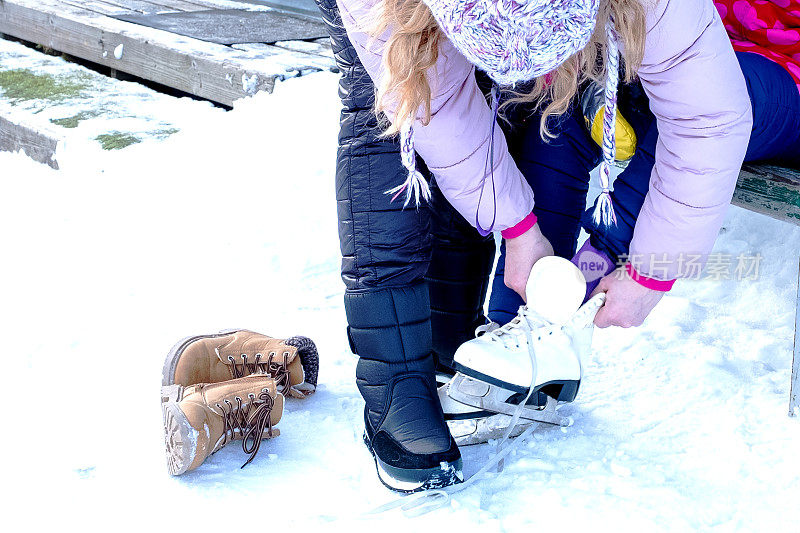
[273,39,332,58]
[232,42,335,73]
[0,107,63,168]
[0,38,211,163]
[0,0,332,105]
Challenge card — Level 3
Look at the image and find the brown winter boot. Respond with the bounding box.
[161,330,318,401]
[162,374,284,475]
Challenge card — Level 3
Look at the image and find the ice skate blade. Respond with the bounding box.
[446,373,571,427]
[447,415,537,446]
[362,433,464,494]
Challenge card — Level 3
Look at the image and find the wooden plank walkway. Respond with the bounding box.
[0,0,335,106]
[732,164,800,226]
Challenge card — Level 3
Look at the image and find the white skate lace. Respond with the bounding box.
[366,305,547,518]
[474,322,499,337]
[484,307,551,350]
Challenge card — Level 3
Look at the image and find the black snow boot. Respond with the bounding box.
[346,283,463,492]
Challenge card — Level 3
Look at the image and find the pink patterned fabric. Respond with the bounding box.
[419,0,600,86]
[714,0,800,94]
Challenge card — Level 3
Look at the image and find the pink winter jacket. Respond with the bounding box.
[336,0,753,280]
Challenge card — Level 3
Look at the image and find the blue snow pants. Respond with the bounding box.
[488,52,800,325]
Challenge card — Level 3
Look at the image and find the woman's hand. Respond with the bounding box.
[590,267,665,328]
[503,223,554,301]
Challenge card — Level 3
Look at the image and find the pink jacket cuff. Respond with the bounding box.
[625,263,676,292]
[500,212,538,239]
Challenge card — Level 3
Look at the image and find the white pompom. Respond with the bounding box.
[525,256,586,324]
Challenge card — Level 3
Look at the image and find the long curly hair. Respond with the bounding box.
[374,0,647,138]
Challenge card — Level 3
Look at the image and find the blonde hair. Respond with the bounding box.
[374,0,647,138]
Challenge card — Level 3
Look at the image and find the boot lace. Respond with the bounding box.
[218,349,292,391]
[215,388,276,468]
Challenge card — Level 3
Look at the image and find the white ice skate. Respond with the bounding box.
[442,256,605,443]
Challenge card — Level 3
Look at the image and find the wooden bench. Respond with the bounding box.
[731,164,800,416]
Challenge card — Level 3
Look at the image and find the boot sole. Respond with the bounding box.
[161,330,238,475]
[453,362,581,403]
[162,401,197,476]
[362,433,463,493]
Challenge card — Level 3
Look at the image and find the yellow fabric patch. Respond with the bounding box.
[589,107,637,161]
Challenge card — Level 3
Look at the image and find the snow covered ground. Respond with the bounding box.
[4,66,799,531]
[0,38,207,154]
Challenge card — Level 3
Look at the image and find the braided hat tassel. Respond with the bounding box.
[386,123,432,208]
[592,16,619,227]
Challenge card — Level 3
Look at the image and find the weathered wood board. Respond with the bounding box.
[792,258,800,417]
[60,0,209,15]
[0,0,333,106]
[112,8,328,45]
[232,42,335,72]
[273,39,331,57]
[235,0,321,17]
[0,109,63,169]
[60,0,307,17]
[732,164,800,226]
